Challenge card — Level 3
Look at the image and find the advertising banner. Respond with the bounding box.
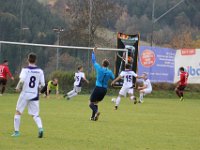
[138,46,176,83]
[174,49,200,83]
[114,33,139,87]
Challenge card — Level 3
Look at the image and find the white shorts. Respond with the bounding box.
[74,86,82,93]
[16,92,40,116]
[119,87,134,97]
[143,89,152,95]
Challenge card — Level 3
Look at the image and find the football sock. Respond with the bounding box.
[94,105,98,113]
[130,96,135,101]
[89,103,97,118]
[140,93,144,102]
[14,115,21,131]
[115,96,121,106]
[180,91,183,97]
[33,116,43,129]
[1,86,5,94]
[176,90,181,98]
[67,90,76,96]
[68,92,78,98]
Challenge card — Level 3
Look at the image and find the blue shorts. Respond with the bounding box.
[90,86,107,102]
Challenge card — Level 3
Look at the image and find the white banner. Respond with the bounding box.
[174,49,200,84]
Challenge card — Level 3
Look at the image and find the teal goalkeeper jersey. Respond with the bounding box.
[92,52,115,88]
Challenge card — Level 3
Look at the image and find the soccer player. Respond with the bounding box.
[138,72,152,103]
[89,47,115,121]
[175,67,189,101]
[0,60,14,96]
[64,65,89,100]
[111,63,142,110]
[11,53,45,138]
[40,78,59,98]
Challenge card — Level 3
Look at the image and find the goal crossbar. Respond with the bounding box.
[0,41,128,63]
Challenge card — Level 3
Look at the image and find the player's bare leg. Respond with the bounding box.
[179,90,184,101]
[139,90,144,103]
[175,88,181,98]
[115,95,123,110]
[1,86,5,94]
[64,89,77,100]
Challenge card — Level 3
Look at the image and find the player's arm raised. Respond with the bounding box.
[92,47,97,64]
[92,47,101,71]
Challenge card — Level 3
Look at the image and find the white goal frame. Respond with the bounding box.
[0,41,129,64]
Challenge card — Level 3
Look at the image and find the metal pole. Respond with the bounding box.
[125,49,128,64]
[89,0,92,47]
[0,43,1,62]
[88,0,93,76]
[19,0,23,68]
[56,32,59,70]
[151,0,155,47]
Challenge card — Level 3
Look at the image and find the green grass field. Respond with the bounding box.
[0,94,200,150]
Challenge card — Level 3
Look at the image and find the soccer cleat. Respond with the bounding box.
[38,128,44,138]
[94,112,100,121]
[138,100,144,104]
[90,117,95,121]
[114,106,118,110]
[180,97,184,101]
[63,94,67,98]
[11,131,20,137]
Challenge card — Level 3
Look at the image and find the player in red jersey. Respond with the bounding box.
[0,60,14,96]
[175,67,189,101]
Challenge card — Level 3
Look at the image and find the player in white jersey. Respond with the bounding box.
[11,53,45,138]
[64,65,89,100]
[111,64,143,110]
[138,72,152,103]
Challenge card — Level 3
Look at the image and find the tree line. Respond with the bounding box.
[1,0,200,75]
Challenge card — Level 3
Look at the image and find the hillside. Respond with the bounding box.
[1,0,200,75]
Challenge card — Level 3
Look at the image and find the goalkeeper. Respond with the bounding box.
[40,78,59,98]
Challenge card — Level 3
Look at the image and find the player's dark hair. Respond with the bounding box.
[28,53,37,63]
[102,59,109,67]
[125,63,131,69]
[179,67,184,71]
[78,65,83,70]
[3,60,8,63]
